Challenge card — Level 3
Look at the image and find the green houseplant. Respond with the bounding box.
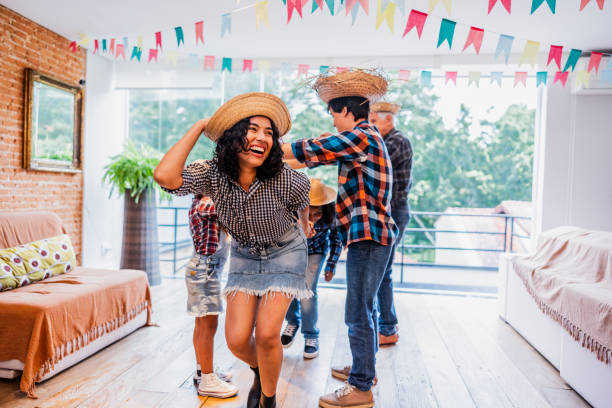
[103,142,168,286]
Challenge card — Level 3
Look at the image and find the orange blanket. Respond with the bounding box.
[511,226,612,365]
[0,267,151,397]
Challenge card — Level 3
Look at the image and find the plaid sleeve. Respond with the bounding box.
[160,160,214,197]
[292,130,369,166]
[386,134,413,197]
[286,169,311,211]
[324,225,344,275]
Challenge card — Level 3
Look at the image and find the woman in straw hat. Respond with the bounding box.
[282,70,397,408]
[280,178,342,359]
[154,92,312,408]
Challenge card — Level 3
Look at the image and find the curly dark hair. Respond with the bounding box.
[215,116,284,181]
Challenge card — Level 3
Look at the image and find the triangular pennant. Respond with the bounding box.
[204,55,215,70]
[536,71,548,86]
[587,52,603,73]
[601,69,612,85]
[437,19,456,49]
[488,0,511,13]
[326,0,336,14]
[255,1,271,28]
[394,0,406,15]
[175,26,184,47]
[519,40,540,67]
[69,41,77,53]
[222,57,232,73]
[575,70,590,88]
[336,66,349,73]
[402,10,427,38]
[345,0,369,15]
[165,51,178,67]
[445,71,457,85]
[495,34,513,64]
[563,48,582,72]
[350,2,360,24]
[115,44,126,60]
[490,71,503,87]
[531,0,556,14]
[468,71,481,87]
[579,0,605,10]
[398,69,411,81]
[187,53,199,66]
[243,59,253,72]
[137,36,143,50]
[102,39,107,53]
[122,37,129,51]
[110,38,115,53]
[420,70,432,86]
[155,32,162,50]
[130,46,142,61]
[320,65,330,74]
[547,45,563,69]
[514,71,528,87]
[148,49,158,63]
[195,21,205,45]
[79,34,90,46]
[287,0,306,22]
[93,39,99,54]
[553,71,569,87]
[375,0,396,32]
[429,0,452,14]
[463,27,484,54]
[298,64,310,76]
[221,13,232,37]
[312,0,324,12]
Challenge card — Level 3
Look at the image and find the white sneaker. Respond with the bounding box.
[197,372,238,398]
[194,365,233,384]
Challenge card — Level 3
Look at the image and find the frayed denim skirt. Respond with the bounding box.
[224,223,311,300]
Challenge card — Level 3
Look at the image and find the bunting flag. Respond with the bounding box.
[514,71,528,87]
[346,0,369,15]
[445,71,457,85]
[420,70,432,86]
[601,69,612,85]
[376,0,396,32]
[468,71,481,87]
[336,66,349,73]
[79,34,90,46]
[495,34,513,64]
[258,60,271,72]
[204,56,215,70]
[531,0,556,14]
[287,0,306,22]
[547,45,563,69]
[490,71,503,87]
[243,59,253,72]
[69,41,77,53]
[402,10,427,38]
[221,13,232,37]
[155,32,162,50]
[298,64,310,76]
[488,0,511,14]
[93,39,99,54]
[187,53,199,66]
[576,70,590,88]
[110,38,115,54]
[519,40,540,67]
[102,39,107,53]
[165,51,178,66]
[122,37,129,52]
[429,0,452,15]
[563,48,582,72]
[437,19,456,49]
[326,0,336,14]
[255,1,271,28]
[148,49,158,63]
[320,65,330,74]
[175,27,184,47]
[130,46,142,61]
[587,52,603,73]
[115,44,126,59]
[137,36,143,50]
[195,21,205,45]
[579,0,605,10]
[553,71,569,87]
[463,27,484,54]
[222,57,232,72]
[312,0,324,12]
[536,71,548,86]
[281,62,292,72]
[398,69,411,81]
[394,0,406,15]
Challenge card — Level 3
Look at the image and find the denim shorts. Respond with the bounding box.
[185,246,228,317]
[223,224,311,300]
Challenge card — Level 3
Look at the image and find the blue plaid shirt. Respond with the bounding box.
[308,219,343,275]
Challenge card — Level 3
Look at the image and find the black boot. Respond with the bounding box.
[246,366,261,408]
[259,393,276,408]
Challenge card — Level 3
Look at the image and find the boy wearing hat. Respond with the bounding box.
[282,70,397,408]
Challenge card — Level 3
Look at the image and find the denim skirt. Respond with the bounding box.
[223,223,311,300]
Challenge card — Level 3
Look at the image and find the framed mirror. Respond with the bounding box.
[23,68,83,172]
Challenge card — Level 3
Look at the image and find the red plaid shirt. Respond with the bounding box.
[189,196,220,257]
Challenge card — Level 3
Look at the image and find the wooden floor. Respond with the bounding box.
[0,279,590,408]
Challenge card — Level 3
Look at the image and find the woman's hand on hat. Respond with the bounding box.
[196,118,210,133]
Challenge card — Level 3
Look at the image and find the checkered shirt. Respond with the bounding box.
[292,120,397,246]
[162,160,310,250]
[383,128,413,209]
[188,196,219,257]
[308,219,343,275]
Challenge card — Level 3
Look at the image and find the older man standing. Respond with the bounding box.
[369,102,413,346]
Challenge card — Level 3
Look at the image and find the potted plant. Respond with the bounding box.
[102,142,168,286]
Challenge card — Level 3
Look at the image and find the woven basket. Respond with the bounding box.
[312,69,388,104]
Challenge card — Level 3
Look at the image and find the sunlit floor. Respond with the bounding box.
[0,279,589,408]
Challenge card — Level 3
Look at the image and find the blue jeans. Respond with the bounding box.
[285,253,325,339]
[377,203,410,336]
[346,240,393,391]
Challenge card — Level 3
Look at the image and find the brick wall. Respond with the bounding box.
[0,5,86,259]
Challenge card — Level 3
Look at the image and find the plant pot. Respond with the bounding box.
[120,189,161,286]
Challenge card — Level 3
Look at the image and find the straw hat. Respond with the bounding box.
[309,178,336,206]
[312,69,388,104]
[370,101,400,114]
[204,92,291,142]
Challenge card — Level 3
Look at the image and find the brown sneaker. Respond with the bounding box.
[330,365,377,386]
[319,383,374,408]
[378,332,399,346]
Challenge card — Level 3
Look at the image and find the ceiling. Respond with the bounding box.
[2,0,611,67]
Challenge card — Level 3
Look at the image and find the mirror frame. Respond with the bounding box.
[23,68,83,173]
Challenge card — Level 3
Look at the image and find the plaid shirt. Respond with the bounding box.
[383,128,413,209]
[292,120,397,246]
[308,219,343,275]
[189,196,219,257]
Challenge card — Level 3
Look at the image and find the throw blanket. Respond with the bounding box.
[511,226,612,365]
[0,267,151,397]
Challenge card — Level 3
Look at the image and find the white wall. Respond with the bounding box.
[82,55,126,268]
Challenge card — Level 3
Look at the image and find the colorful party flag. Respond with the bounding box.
[204,55,215,70]
[175,26,184,47]
[336,66,349,73]
[325,0,335,14]
[490,71,503,87]
[122,37,129,51]
[420,70,432,86]
[563,48,582,72]
[531,0,556,14]
[102,39,107,53]
[398,69,411,81]
[195,21,205,45]
[312,0,324,11]
[155,32,162,50]
[376,0,396,32]
[256,1,271,28]
[259,60,271,72]
[463,27,484,54]
[547,45,563,69]
[281,62,292,72]
[495,34,513,64]
[320,65,330,74]
[221,14,232,37]
[69,41,77,53]
[165,51,178,66]
[514,71,528,87]
[243,59,253,72]
[222,57,232,72]
[298,64,310,76]
[79,34,90,46]
[187,53,199,66]
[437,19,456,49]
[115,44,126,59]
[137,36,143,50]
[394,0,406,15]
[429,0,452,14]
[553,71,569,87]
[579,0,605,11]
[519,40,540,67]
[130,46,142,61]
[468,71,481,87]
[488,0,511,13]
[587,52,603,73]
[402,10,427,38]
[536,71,548,86]
[601,69,612,85]
[110,38,115,53]
[287,0,306,22]
[148,49,158,63]
[93,39,99,54]
[345,0,369,15]
[576,70,590,88]
[445,71,457,85]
